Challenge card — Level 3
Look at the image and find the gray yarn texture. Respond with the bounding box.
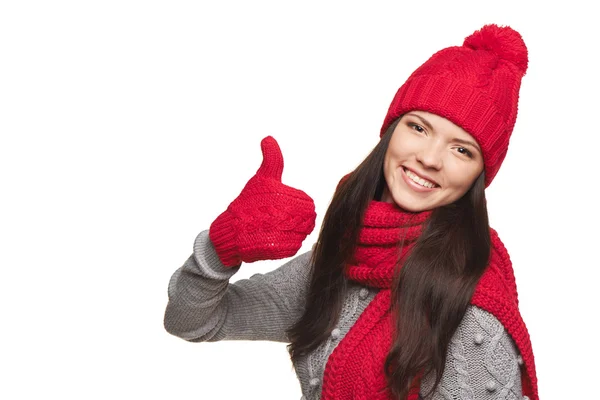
[164,230,525,400]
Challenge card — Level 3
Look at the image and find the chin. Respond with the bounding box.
[390,196,431,213]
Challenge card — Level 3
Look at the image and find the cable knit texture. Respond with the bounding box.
[419,306,524,399]
[209,136,316,266]
[379,24,528,187]
[319,200,538,400]
[164,230,530,399]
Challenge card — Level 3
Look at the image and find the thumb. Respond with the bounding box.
[255,136,284,180]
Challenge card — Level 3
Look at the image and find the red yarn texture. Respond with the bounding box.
[209,136,316,267]
[379,24,528,187]
[320,200,538,400]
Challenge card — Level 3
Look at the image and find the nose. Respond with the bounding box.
[416,142,443,170]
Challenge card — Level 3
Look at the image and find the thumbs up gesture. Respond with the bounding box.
[209,136,317,267]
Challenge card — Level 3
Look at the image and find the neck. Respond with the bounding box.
[345,200,432,288]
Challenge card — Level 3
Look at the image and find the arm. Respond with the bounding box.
[420,305,523,399]
[163,230,313,343]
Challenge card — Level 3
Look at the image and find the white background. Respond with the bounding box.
[1,1,598,399]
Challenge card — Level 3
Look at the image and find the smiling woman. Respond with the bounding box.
[164,24,538,400]
[381,111,484,212]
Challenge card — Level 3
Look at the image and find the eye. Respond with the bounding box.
[456,147,474,158]
[408,122,425,134]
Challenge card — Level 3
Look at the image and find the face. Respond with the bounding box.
[381,111,484,212]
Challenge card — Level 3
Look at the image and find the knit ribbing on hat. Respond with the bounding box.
[380,24,528,187]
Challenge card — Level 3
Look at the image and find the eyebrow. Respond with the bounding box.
[405,113,481,154]
[452,137,482,153]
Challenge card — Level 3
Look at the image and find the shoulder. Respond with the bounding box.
[246,247,314,311]
[261,247,313,283]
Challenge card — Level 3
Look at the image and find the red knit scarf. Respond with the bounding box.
[320,200,538,400]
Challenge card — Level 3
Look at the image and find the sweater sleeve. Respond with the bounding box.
[420,305,524,400]
[163,230,313,343]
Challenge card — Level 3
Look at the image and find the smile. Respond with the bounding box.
[402,167,440,190]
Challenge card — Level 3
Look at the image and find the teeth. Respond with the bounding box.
[405,169,437,188]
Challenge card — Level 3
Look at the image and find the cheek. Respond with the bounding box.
[383,152,394,179]
[386,136,408,164]
[446,163,481,191]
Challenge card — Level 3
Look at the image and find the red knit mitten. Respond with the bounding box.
[209,136,317,267]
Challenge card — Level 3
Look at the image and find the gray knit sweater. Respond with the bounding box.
[164,230,526,400]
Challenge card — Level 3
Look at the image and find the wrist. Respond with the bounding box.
[209,210,240,267]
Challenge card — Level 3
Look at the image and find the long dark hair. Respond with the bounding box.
[286,118,490,399]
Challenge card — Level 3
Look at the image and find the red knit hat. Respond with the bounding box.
[380,24,528,187]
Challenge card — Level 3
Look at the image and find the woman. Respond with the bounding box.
[164,24,538,400]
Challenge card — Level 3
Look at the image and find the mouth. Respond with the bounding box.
[401,167,440,190]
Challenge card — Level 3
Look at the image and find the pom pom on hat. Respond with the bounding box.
[379,24,529,187]
[463,24,529,75]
